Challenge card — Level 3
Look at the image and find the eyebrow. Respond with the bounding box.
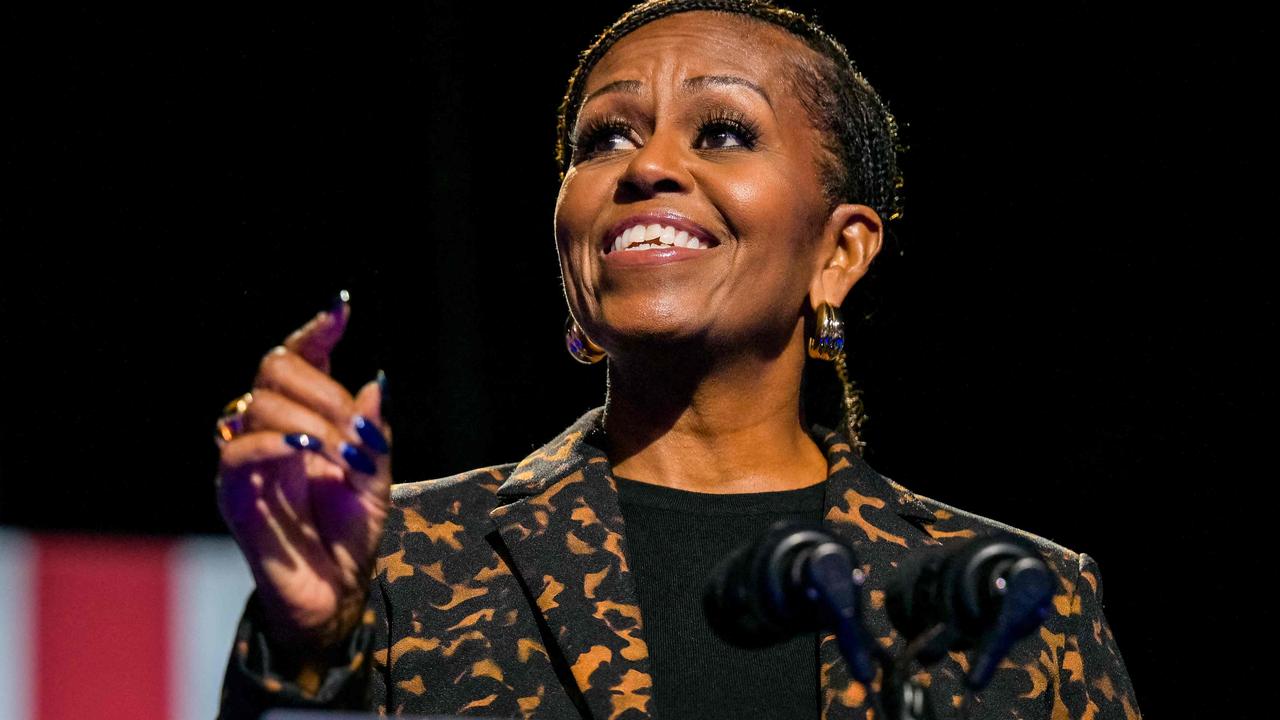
[580,74,774,112]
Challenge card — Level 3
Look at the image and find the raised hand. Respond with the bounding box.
[214,293,392,655]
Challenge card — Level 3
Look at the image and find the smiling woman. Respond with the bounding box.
[552,4,896,466]
[213,1,1142,719]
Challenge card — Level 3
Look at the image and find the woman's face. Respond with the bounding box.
[554,11,868,361]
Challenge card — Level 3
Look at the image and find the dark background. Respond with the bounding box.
[2,2,1270,717]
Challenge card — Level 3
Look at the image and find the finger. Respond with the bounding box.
[219,429,322,469]
[254,445,357,578]
[254,346,357,430]
[219,443,343,606]
[218,430,385,587]
[237,388,381,481]
[282,291,351,374]
[216,431,341,542]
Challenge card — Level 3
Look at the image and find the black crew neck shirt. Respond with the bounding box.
[613,475,827,720]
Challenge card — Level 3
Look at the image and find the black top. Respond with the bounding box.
[614,474,827,720]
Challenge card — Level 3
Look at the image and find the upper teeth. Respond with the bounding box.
[611,223,712,252]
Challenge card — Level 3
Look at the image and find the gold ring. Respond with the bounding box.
[215,392,254,444]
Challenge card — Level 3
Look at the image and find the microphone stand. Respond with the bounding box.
[883,624,951,720]
[799,542,901,720]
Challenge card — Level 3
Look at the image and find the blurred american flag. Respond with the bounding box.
[0,526,254,720]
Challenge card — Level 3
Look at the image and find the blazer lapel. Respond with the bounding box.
[488,407,655,720]
[810,425,942,720]
[486,410,943,720]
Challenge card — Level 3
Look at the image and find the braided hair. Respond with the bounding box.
[555,0,906,455]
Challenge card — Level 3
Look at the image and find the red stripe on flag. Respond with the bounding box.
[36,533,173,720]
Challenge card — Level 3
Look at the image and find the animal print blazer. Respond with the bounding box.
[218,405,1143,719]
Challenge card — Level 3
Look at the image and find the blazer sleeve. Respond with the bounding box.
[1060,552,1143,720]
[215,575,390,720]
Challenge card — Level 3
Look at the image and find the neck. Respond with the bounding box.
[601,324,828,493]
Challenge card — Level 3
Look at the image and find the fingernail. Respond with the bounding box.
[353,415,389,455]
[284,433,324,452]
[376,369,390,417]
[329,289,350,318]
[340,442,377,474]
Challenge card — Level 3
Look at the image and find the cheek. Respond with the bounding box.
[555,168,612,245]
[720,172,767,217]
[552,174,577,249]
[553,169,604,311]
[721,162,819,254]
[716,157,809,238]
[717,164,818,286]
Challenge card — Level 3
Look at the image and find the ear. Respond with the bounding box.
[808,203,884,311]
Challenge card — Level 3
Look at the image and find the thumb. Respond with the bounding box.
[346,373,392,499]
[353,371,391,449]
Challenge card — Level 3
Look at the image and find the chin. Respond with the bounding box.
[597,292,702,331]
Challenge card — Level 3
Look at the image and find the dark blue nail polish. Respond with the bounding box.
[353,415,389,455]
[329,289,350,317]
[376,369,390,418]
[341,442,377,474]
[284,433,323,452]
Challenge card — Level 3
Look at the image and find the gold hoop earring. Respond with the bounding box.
[565,315,606,364]
[807,302,845,362]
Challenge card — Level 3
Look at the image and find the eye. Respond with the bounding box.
[694,109,760,151]
[571,117,637,161]
[696,122,751,150]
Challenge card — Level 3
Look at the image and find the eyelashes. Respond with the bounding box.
[570,107,762,162]
[693,107,761,151]
[571,116,634,160]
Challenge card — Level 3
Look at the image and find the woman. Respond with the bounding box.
[214,1,1142,718]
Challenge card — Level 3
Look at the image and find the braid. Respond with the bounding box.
[833,349,867,456]
[555,0,905,454]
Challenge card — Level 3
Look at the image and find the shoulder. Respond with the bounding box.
[895,480,1096,589]
[378,461,521,541]
[390,461,519,507]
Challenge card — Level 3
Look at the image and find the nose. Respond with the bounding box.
[615,125,692,200]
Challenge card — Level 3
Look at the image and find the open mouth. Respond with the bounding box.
[603,217,721,255]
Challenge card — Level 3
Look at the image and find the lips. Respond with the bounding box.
[602,211,720,254]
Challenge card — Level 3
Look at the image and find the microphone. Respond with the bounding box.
[884,530,1054,690]
[702,519,878,683]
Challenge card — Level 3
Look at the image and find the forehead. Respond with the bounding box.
[584,11,812,95]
